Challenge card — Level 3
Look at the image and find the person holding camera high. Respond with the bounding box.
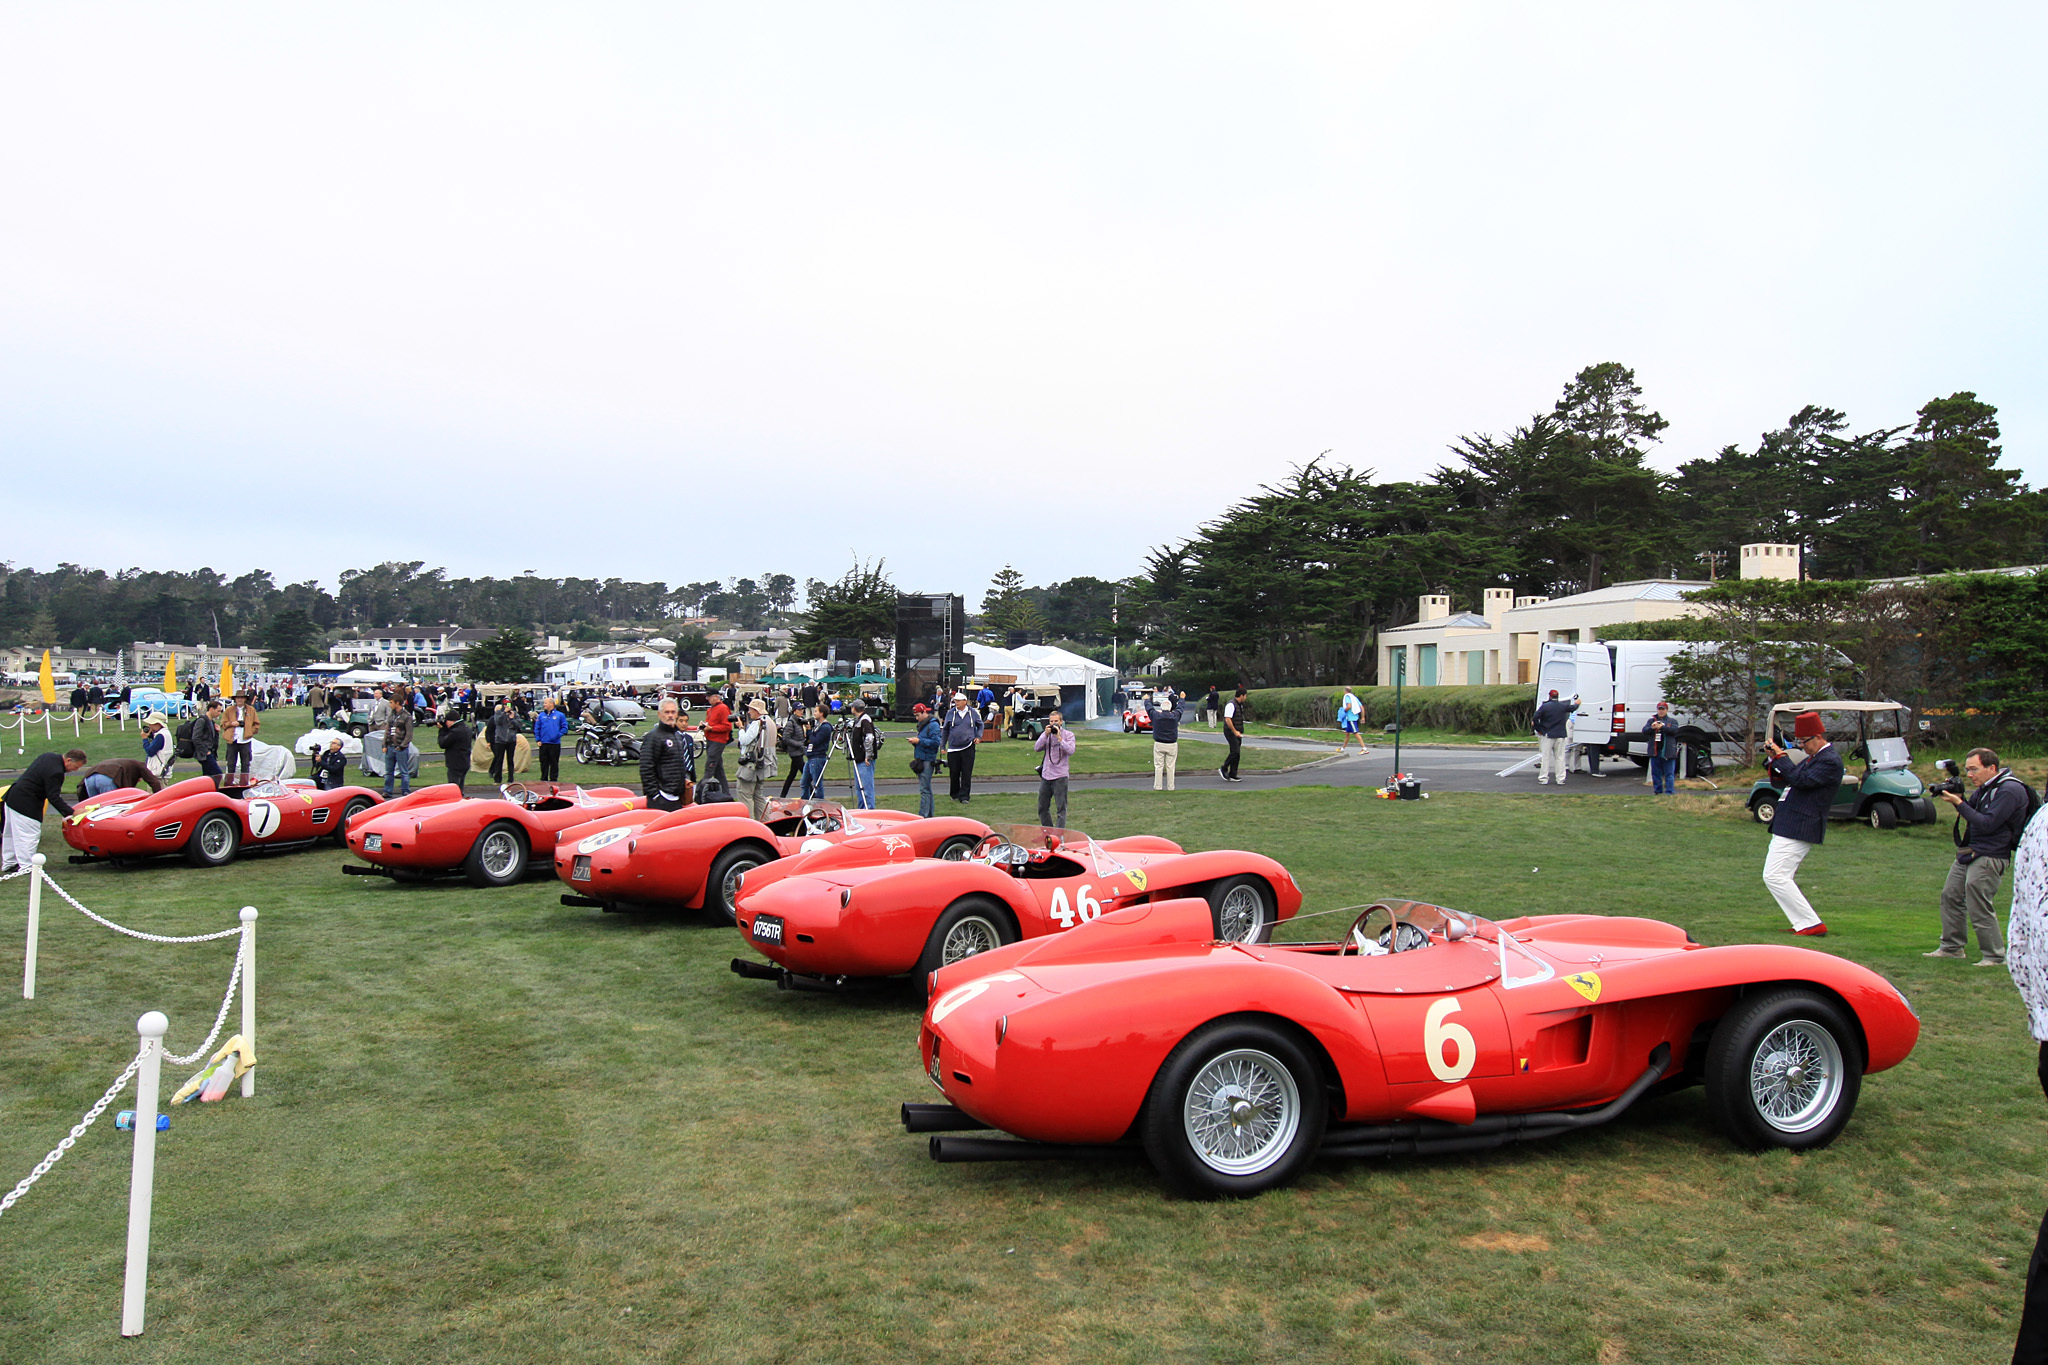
[1925,747,2029,966]
[1149,687,1184,791]
[1761,710,1843,936]
[1034,708,1076,827]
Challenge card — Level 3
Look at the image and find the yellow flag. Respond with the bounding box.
[37,650,56,705]
[219,658,234,699]
[163,653,178,693]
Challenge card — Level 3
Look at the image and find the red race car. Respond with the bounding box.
[1121,699,1153,733]
[905,897,1922,1198]
[554,797,991,923]
[729,823,1302,990]
[62,774,382,868]
[341,782,645,888]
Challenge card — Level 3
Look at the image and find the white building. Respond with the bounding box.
[328,626,497,679]
[1376,543,1799,687]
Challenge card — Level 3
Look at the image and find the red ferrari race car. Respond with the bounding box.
[905,897,1921,1198]
[62,775,382,868]
[1121,699,1153,733]
[553,797,991,923]
[729,823,1302,991]
[341,782,645,887]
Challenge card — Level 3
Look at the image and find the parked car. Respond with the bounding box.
[344,782,644,887]
[554,798,990,923]
[62,774,380,868]
[123,688,196,719]
[907,896,1921,1197]
[730,822,1300,990]
[1745,701,1936,830]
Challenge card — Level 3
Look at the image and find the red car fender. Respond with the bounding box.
[836,861,1040,966]
[884,814,992,856]
[1117,848,1303,923]
[372,785,465,820]
[605,812,778,908]
[1098,835,1183,856]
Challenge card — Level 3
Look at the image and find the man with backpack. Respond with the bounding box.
[1927,747,2036,966]
[188,700,223,779]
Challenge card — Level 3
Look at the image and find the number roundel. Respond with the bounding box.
[1048,884,1105,931]
[1424,998,1477,1083]
[247,799,282,840]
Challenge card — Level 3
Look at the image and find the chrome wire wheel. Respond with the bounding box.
[941,914,1002,967]
[480,830,521,879]
[1181,1048,1301,1176]
[1216,884,1263,942]
[721,856,762,910]
[198,818,234,860]
[1748,1019,1845,1134]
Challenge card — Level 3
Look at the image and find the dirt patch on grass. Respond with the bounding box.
[1459,1231,1552,1252]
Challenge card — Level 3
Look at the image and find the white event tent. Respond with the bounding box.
[969,643,1118,719]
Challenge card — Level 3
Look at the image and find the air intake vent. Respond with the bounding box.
[153,822,182,841]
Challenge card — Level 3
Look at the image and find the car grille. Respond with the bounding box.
[310,808,330,825]
[153,823,181,841]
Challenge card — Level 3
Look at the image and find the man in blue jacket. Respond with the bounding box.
[1762,710,1844,936]
[1533,689,1577,785]
[533,696,571,783]
[1150,688,1184,791]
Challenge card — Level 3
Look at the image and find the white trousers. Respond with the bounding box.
[1538,737,1571,783]
[1763,834,1822,930]
[2,807,42,874]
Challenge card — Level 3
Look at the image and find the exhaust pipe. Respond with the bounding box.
[1320,1044,1670,1158]
[560,894,605,908]
[729,958,784,982]
[929,1136,1133,1163]
[68,854,102,865]
[902,1103,987,1133]
[340,863,390,877]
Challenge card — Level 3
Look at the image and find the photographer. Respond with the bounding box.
[1761,710,1842,936]
[844,698,880,809]
[909,702,942,817]
[1926,747,2028,966]
[1034,708,1076,828]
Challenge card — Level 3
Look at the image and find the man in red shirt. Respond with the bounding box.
[702,694,734,788]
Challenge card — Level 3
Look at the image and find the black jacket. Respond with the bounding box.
[439,721,475,767]
[1766,744,1844,845]
[844,715,879,765]
[488,708,521,746]
[6,752,76,819]
[193,714,220,759]
[1151,697,1184,744]
[313,750,348,790]
[805,720,835,761]
[1533,698,1576,739]
[640,722,696,800]
[1954,770,2032,861]
[1643,712,1681,760]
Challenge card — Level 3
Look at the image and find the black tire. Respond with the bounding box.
[334,796,375,845]
[1866,800,1898,830]
[575,739,595,764]
[1750,797,1777,825]
[706,842,774,926]
[1207,875,1274,943]
[349,723,367,739]
[184,811,242,867]
[463,820,529,888]
[934,834,979,862]
[1141,1019,1326,1198]
[916,896,1015,987]
[1703,988,1863,1151]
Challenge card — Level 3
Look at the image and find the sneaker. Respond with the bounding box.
[1218,767,1227,779]
[1976,957,2007,967]
[1537,777,1549,785]
[1794,924,1828,937]
[1923,948,1966,960]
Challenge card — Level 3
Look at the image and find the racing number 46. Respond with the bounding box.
[1425,998,1476,1083]
[1048,884,1102,930]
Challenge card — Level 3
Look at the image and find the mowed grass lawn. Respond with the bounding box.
[1,707,1309,787]
[0,784,2035,1364]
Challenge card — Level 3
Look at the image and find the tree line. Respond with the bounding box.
[1138,364,2044,687]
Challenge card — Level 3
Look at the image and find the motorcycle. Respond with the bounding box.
[574,720,643,766]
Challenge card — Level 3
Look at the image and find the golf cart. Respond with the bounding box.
[1745,701,1936,830]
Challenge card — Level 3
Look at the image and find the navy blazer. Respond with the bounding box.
[1766,744,1843,844]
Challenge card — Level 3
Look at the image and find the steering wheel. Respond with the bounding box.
[1343,907,1433,955]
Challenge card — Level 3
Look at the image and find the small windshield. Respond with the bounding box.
[979,825,1125,879]
[499,783,609,808]
[1343,899,1554,987]
[764,798,857,835]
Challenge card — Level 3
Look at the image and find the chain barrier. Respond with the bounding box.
[36,871,243,944]
[163,942,246,1068]
[0,866,30,883]
[0,1049,146,1220]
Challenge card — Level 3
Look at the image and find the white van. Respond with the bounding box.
[1536,641,1713,771]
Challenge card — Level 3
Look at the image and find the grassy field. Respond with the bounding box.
[0,783,2037,1363]
[0,706,1310,789]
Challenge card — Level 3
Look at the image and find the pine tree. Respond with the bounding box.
[462,629,545,683]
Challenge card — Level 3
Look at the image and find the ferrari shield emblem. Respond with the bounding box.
[1125,868,1147,892]
[1564,971,1602,1003]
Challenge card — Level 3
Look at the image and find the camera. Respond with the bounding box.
[1927,758,1967,798]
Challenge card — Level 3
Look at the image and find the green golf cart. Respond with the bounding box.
[1746,700,1937,830]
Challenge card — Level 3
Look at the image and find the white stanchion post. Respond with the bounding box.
[239,907,257,1097]
[23,853,46,1000]
[121,1011,167,1338]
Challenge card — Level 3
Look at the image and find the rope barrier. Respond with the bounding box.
[163,942,246,1068]
[37,872,243,944]
[0,1049,145,1220]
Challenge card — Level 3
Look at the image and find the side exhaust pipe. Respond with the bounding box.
[560,894,605,908]
[929,1136,1133,1163]
[902,1103,987,1133]
[340,863,390,877]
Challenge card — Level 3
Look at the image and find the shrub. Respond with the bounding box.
[1245,684,1537,733]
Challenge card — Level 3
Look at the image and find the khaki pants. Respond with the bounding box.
[1153,741,1178,791]
[1538,736,1571,784]
[736,774,769,822]
[1939,855,2009,959]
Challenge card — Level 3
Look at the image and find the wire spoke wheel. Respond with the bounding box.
[199,820,233,860]
[1181,1048,1300,1176]
[1216,884,1263,942]
[481,831,520,879]
[1748,1019,1844,1133]
[941,914,1002,967]
[722,857,761,910]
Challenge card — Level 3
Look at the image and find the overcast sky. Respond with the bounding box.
[4,4,2042,602]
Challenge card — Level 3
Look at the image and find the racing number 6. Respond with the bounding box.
[1424,998,1476,1083]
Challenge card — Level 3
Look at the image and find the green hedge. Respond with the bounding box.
[1245,684,1537,733]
